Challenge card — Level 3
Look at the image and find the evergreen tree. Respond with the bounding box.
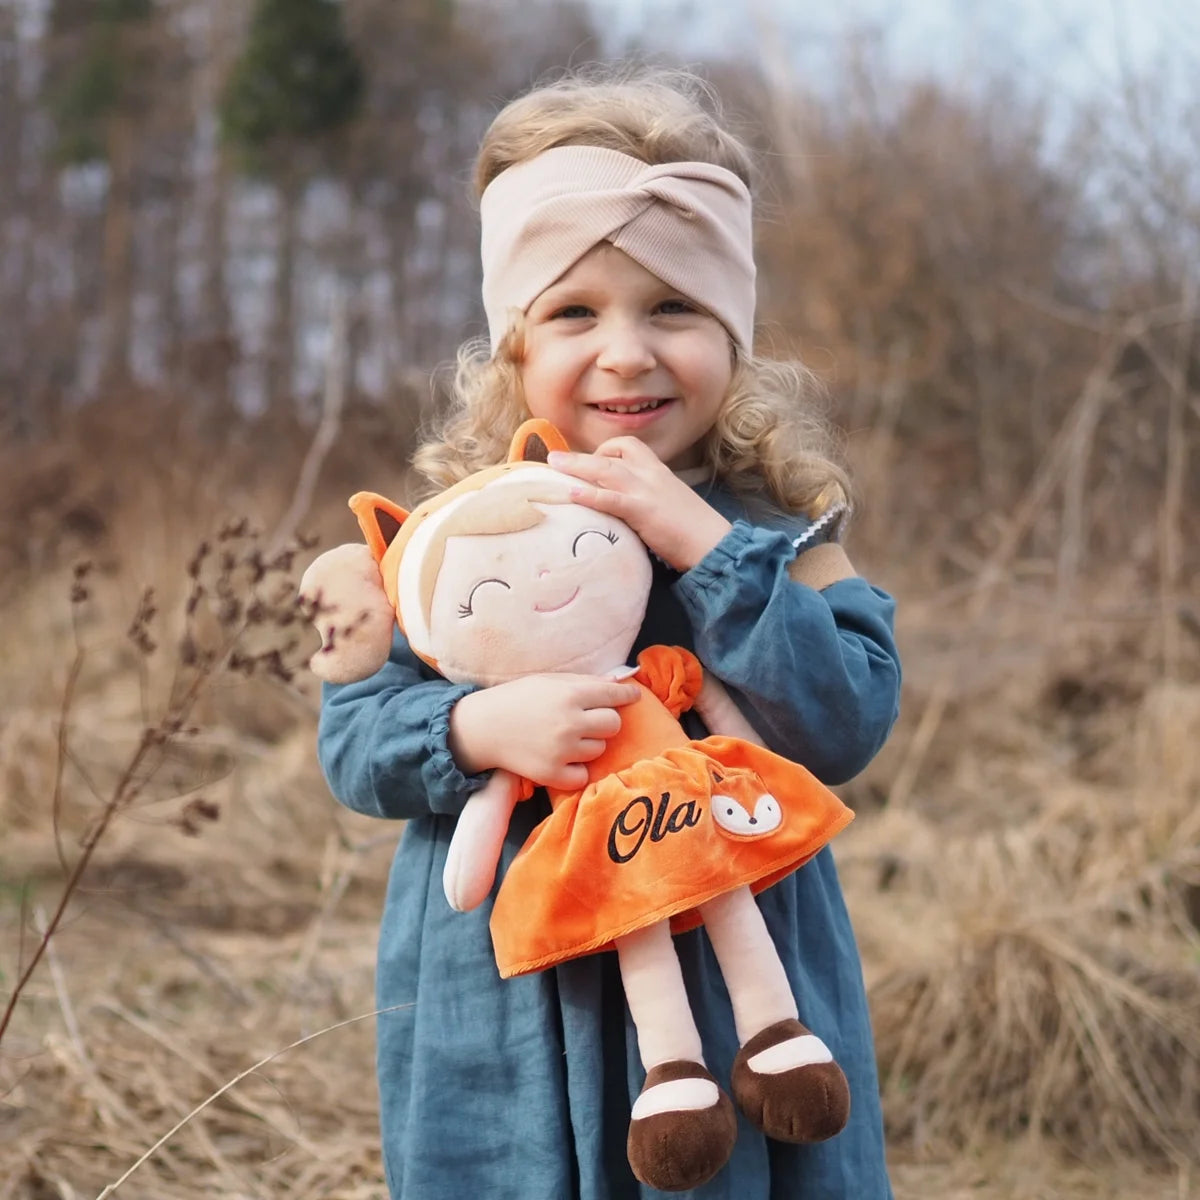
[48,0,154,165]
[220,0,364,173]
[44,0,163,390]
[220,0,364,411]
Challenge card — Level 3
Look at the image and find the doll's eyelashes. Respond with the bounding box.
[572,529,619,556]
[458,578,510,617]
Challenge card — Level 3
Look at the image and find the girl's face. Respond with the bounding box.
[519,244,734,470]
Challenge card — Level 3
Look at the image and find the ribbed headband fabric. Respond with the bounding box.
[480,145,756,353]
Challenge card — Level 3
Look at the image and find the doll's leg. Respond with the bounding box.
[615,920,737,1192]
[699,886,850,1143]
[442,770,520,912]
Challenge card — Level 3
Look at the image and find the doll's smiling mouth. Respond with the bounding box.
[534,587,580,614]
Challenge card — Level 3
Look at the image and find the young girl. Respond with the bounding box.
[317,68,901,1199]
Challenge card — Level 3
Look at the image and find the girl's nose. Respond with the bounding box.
[596,323,655,376]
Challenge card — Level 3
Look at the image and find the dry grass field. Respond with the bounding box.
[1,6,1197,1195]
[0,396,1196,1200]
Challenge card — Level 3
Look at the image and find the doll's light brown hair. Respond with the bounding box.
[413,65,851,521]
[415,474,570,634]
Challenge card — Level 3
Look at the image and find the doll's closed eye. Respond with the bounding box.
[459,577,510,617]
[572,529,619,557]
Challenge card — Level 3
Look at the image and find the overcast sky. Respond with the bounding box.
[595,0,1193,101]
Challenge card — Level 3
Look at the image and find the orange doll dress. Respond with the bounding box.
[489,646,854,978]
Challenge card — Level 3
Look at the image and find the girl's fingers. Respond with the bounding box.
[583,706,623,739]
[547,447,659,518]
[548,446,638,487]
[547,449,601,478]
[593,436,652,461]
[573,679,640,708]
[573,738,607,762]
[566,481,630,518]
[552,763,590,791]
[549,440,661,476]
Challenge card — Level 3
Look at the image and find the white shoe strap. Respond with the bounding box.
[746,1034,832,1075]
[632,1077,720,1119]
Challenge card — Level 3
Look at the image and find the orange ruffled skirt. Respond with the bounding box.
[490,728,853,978]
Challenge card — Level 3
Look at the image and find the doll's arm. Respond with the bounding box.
[442,769,523,912]
[692,671,766,747]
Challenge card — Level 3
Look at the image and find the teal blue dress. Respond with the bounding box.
[317,481,901,1199]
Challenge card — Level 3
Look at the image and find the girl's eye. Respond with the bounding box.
[657,298,694,315]
[458,577,510,618]
[572,529,619,557]
[553,304,594,320]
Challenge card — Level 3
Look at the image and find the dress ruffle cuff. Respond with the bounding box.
[675,521,795,615]
[422,684,494,817]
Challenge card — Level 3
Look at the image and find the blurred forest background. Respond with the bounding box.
[0,0,1198,1197]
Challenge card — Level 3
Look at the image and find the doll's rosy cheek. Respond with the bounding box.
[451,617,516,661]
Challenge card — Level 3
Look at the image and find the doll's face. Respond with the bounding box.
[426,501,651,685]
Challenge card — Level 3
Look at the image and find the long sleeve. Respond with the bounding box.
[317,629,490,820]
[674,518,900,785]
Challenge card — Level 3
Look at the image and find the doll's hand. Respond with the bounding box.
[547,439,732,571]
[448,673,641,791]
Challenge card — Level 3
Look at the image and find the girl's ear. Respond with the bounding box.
[348,492,410,564]
[508,419,570,463]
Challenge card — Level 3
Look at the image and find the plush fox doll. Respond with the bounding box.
[300,419,855,1193]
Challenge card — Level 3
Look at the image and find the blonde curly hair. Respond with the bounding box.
[413,66,850,520]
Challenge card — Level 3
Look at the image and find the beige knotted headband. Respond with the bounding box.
[479,145,756,354]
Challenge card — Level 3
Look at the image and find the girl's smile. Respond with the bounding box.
[591,397,671,414]
[519,245,734,469]
[587,396,679,432]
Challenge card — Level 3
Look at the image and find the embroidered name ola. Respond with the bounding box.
[607,792,702,864]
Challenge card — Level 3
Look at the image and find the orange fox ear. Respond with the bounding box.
[348,492,410,563]
[508,419,569,463]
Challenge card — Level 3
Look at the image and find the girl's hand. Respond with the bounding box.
[548,439,732,571]
[448,673,641,791]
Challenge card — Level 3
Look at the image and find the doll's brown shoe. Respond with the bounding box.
[731,1018,850,1143]
[627,1060,738,1192]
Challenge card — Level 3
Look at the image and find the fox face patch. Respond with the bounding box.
[709,767,783,838]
